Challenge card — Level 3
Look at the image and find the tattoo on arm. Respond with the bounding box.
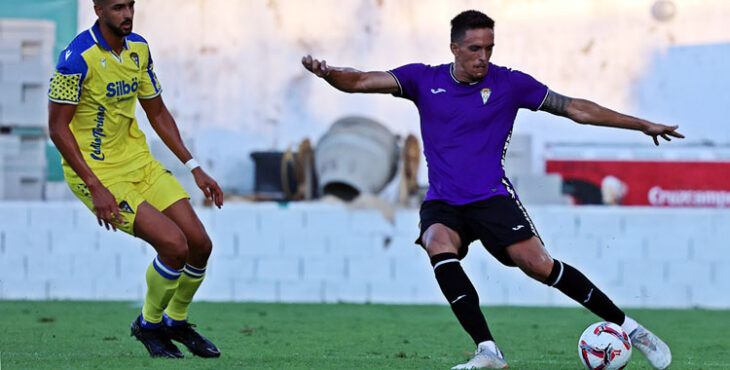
[540,90,572,117]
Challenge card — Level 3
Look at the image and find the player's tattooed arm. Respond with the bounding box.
[539,90,573,117]
[539,89,685,145]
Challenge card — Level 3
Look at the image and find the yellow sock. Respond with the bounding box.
[164,264,206,322]
[141,256,182,324]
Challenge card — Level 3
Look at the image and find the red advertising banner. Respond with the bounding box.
[545,160,730,207]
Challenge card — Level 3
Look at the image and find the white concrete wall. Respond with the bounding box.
[1,201,728,308]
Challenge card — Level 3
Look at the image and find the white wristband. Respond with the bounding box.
[184,158,200,171]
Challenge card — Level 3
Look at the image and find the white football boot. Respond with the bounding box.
[630,325,672,369]
[451,341,508,369]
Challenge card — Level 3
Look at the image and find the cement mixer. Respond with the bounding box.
[315,116,399,200]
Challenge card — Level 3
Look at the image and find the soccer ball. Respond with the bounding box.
[578,321,632,370]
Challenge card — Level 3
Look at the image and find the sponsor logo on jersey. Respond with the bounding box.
[89,106,107,161]
[106,77,139,98]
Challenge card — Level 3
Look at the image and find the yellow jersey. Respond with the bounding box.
[49,21,162,184]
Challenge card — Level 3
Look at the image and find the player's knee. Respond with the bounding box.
[422,237,458,256]
[190,233,213,260]
[159,231,189,268]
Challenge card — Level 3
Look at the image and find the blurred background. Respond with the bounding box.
[1,0,729,308]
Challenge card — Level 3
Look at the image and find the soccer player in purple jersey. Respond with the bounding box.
[302,10,681,370]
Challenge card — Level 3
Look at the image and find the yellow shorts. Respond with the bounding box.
[68,160,190,235]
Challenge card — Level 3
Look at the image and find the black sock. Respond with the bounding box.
[544,260,626,325]
[431,253,493,345]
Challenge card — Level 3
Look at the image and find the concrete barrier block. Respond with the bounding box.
[329,235,379,256]
[48,278,95,299]
[238,233,282,257]
[621,261,664,286]
[645,236,690,261]
[691,236,729,261]
[93,278,144,300]
[302,256,346,281]
[211,205,258,235]
[50,229,99,255]
[305,207,351,236]
[624,210,713,239]
[259,208,305,235]
[206,254,255,280]
[528,206,578,236]
[27,254,73,281]
[70,251,117,279]
[74,207,103,230]
[28,203,75,230]
[714,262,730,286]
[194,275,234,301]
[0,202,29,229]
[233,280,277,302]
[666,261,711,286]
[370,282,417,304]
[279,281,324,303]
[0,279,47,299]
[208,230,237,256]
[641,283,691,308]
[0,254,26,280]
[118,254,151,281]
[609,281,645,308]
[690,283,730,309]
[282,234,328,256]
[505,281,553,306]
[323,281,369,303]
[550,235,600,260]
[347,255,392,282]
[393,210,419,236]
[599,236,644,261]
[350,210,393,234]
[577,210,623,237]
[255,257,300,280]
[97,229,145,251]
[566,257,622,286]
[382,235,422,259]
[392,255,433,284]
[4,229,49,254]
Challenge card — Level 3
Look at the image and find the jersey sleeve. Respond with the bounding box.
[508,69,549,111]
[48,47,89,105]
[387,63,429,101]
[137,44,162,99]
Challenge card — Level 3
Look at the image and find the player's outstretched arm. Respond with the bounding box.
[139,96,224,208]
[301,55,399,94]
[540,90,685,146]
[48,102,124,230]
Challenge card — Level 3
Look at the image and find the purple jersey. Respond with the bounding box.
[389,63,548,205]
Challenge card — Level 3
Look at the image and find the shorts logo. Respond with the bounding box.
[119,200,134,214]
[512,225,524,231]
[481,88,491,104]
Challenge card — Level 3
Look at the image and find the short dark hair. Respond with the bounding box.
[450,10,495,43]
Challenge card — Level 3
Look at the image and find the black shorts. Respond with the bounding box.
[416,195,541,266]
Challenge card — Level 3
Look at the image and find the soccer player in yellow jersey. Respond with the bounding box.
[48,0,223,358]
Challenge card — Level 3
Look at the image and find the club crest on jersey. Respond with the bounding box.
[130,52,139,69]
[480,88,491,105]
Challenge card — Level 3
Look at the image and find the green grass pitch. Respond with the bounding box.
[0,301,728,369]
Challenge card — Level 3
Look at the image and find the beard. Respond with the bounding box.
[107,18,133,37]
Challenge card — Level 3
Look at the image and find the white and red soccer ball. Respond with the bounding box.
[578,321,632,370]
